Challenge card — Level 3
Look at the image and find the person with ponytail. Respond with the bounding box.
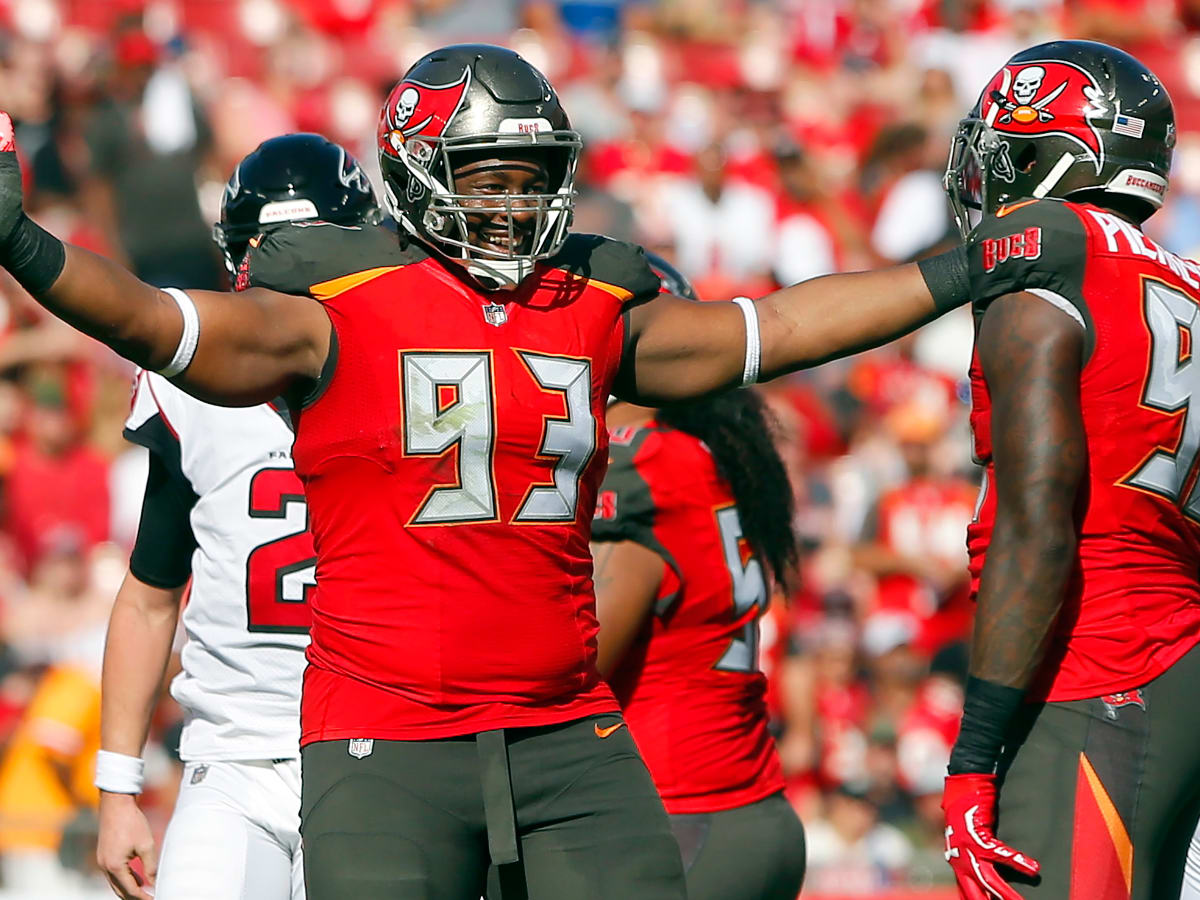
[591,254,806,900]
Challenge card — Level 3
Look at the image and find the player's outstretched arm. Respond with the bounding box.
[621,254,965,402]
[942,290,1085,900]
[0,113,329,406]
[96,571,184,900]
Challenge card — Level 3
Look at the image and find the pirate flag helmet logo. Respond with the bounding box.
[980,59,1107,174]
[944,40,1175,238]
[378,68,471,159]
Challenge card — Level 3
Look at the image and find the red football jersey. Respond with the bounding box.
[592,420,785,814]
[246,224,662,742]
[967,199,1200,702]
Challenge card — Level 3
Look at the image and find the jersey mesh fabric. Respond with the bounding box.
[967,199,1200,702]
[594,422,785,813]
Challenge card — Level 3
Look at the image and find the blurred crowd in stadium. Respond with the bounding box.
[0,0,1196,896]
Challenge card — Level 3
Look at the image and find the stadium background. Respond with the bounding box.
[0,0,1193,897]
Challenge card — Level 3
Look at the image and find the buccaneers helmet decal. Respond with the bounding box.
[379,68,471,159]
[981,59,1107,174]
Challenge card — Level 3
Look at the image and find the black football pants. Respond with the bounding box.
[300,713,686,900]
[994,640,1200,899]
[668,791,806,900]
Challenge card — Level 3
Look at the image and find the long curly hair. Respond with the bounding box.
[657,389,797,587]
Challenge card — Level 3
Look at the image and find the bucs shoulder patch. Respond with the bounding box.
[981,226,1042,273]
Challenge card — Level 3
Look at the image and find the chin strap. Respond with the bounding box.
[463,257,534,291]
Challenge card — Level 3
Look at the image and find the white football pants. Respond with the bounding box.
[155,759,303,900]
[1185,818,1200,900]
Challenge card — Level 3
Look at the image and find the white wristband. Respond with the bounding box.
[158,287,200,378]
[94,749,144,794]
[732,296,761,386]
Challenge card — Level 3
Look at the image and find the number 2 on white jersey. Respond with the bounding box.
[245,467,315,633]
[1124,280,1200,519]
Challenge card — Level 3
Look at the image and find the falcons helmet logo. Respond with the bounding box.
[980,60,1109,174]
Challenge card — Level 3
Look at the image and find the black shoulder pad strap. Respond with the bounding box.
[245,223,427,297]
[968,199,1094,356]
[547,234,662,306]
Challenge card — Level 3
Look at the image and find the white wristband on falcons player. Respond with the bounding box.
[94,749,144,794]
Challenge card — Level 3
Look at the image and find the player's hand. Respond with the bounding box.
[0,113,24,241]
[942,773,1039,900]
[97,791,158,900]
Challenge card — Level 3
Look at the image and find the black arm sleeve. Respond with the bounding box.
[129,452,199,589]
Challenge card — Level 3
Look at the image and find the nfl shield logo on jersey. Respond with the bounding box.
[482,303,508,326]
[348,738,374,759]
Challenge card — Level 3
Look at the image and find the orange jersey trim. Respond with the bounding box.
[310,266,405,301]
[995,198,1040,218]
[545,268,635,303]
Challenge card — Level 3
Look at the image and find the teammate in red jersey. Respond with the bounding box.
[0,44,972,898]
[939,40,1200,900]
[592,255,806,900]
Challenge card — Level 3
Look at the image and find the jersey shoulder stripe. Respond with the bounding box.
[546,234,662,306]
[310,266,405,300]
[245,222,427,297]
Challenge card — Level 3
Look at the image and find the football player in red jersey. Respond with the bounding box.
[592,255,806,900]
[939,40,1200,900]
[0,45,972,898]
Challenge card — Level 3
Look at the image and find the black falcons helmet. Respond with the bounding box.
[213,133,381,272]
[945,40,1175,236]
[377,44,582,290]
[644,251,699,301]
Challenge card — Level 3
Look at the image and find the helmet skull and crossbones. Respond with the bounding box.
[396,87,420,126]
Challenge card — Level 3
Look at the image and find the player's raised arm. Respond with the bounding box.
[0,114,329,406]
[620,251,966,403]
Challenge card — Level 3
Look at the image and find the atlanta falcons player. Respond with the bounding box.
[0,44,971,897]
[94,134,379,900]
[940,40,1200,899]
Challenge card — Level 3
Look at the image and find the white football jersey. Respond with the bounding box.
[125,370,313,761]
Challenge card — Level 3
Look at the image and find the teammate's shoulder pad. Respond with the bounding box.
[547,234,662,304]
[967,198,1088,305]
[244,222,427,297]
[971,197,1086,239]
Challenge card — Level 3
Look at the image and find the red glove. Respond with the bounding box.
[942,773,1040,900]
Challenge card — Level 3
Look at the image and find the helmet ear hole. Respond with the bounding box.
[1016,143,1038,174]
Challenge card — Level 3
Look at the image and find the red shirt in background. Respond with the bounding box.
[4,438,110,571]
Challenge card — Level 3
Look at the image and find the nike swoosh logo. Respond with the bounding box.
[995,198,1039,218]
[594,722,626,739]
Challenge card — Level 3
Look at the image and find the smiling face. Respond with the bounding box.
[450,150,551,257]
